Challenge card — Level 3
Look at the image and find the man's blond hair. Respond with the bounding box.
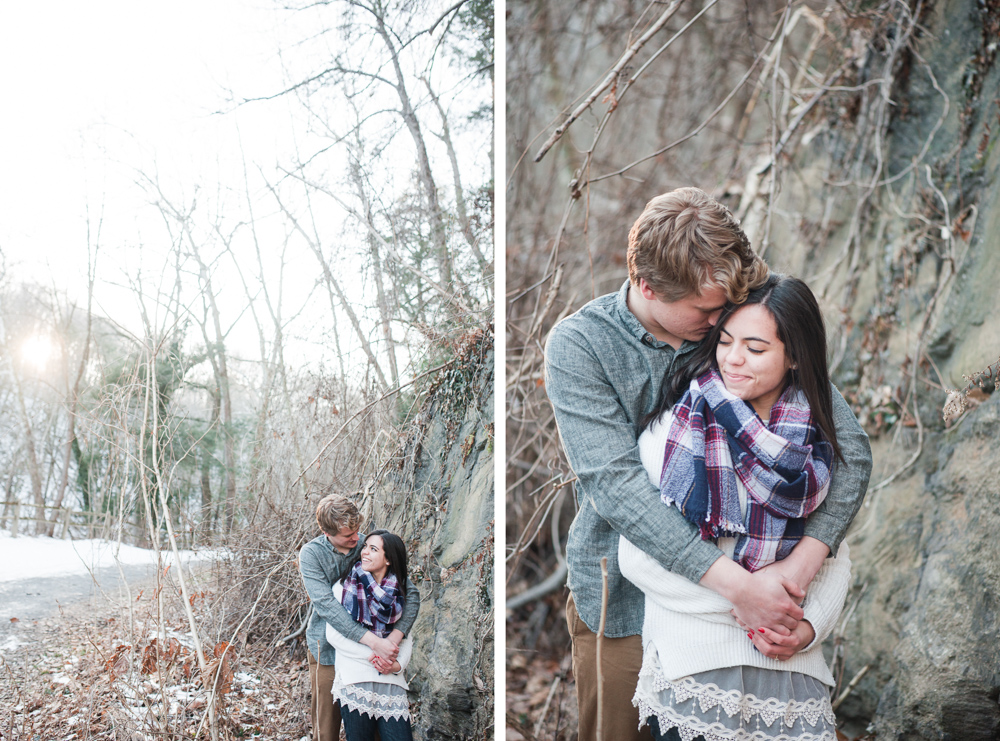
[626,187,769,302]
[315,493,362,535]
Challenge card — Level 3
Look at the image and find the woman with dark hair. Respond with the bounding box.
[620,274,853,741]
[326,529,414,741]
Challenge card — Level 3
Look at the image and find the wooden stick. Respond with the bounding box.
[832,664,869,711]
[534,675,561,738]
[596,556,609,741]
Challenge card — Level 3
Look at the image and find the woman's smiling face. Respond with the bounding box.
[361,534,390,578]
[715,304,793,421]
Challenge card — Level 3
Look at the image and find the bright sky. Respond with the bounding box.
[0,1,490,383]
[0,530,213,582]
[1,0,281,275]
[0,1,348,366]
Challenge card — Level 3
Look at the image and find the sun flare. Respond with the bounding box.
[21,335,54,371]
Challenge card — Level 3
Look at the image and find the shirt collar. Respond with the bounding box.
[320,532,365,559]
[614,279,702,354]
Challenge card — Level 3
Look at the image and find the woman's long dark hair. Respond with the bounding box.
[366,529,408,584]
[648,273,843,462]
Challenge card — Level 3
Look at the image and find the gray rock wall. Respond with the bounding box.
[763,2,1000,736]
[374,330,494,740]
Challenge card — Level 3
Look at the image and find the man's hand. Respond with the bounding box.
[359,632,400,661]
[731,569,805,635]
[369,629,406,672]
[756,536,831,595]
[701,555,803,635]
[748,621,816,661]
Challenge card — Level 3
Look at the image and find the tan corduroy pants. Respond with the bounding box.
[566,593,654,741]
[307,651,342,741]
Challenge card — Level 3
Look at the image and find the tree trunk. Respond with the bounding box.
[424,77,491,274]
[350,157,400,388]
[192,254,238,534]
[49,257,95,534]
[372,8,457,293]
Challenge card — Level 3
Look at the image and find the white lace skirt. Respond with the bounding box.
[333,680,411,722]
[634,644,837,741]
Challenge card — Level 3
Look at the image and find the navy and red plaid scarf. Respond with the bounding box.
[658,368,833,572]
[340,561,405,637]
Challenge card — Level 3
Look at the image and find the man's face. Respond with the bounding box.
[326,525,360,554]
[639,279,728,345]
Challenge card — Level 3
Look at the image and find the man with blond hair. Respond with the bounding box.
[544,187,871,740]
[299,492,421,741]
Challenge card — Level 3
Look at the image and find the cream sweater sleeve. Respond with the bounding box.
[799,541,852,651]
[620,536,735,619]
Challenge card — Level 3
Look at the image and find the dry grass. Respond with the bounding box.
[0,563,313,741]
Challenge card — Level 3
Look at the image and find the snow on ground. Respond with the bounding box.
[0,530,217,582]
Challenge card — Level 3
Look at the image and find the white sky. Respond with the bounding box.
[0,1,491,391]
[1,0,282,271]
[0,1,356,370]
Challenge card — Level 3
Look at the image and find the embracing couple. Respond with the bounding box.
[545,187,873,741]
[299,493,419,741]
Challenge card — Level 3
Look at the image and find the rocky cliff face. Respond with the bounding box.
[758,3,1000,737]
[373,329,494,740]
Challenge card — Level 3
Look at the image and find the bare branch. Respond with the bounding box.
[533,0,685,163]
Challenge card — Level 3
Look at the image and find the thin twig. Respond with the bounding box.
[586,17,778,184]
[533,1,685,163]
[534,675,561,738]
[832,664,870,711]
[294,359,457,487]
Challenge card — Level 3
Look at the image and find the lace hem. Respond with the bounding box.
[639,671,837,729]
[333,683,410,722]
[636,699,837,741]
[633,644,836,741]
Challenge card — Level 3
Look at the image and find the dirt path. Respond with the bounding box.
[0,562,159,653]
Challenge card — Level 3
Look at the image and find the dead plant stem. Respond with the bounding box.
[596,556,609,741]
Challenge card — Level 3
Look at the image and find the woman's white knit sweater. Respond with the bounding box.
[325,582,413,690]
[619,412,852,687]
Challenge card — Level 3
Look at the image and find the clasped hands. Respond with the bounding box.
[701,536,829,662]
[729,561,816,662]
[366,628,404,674]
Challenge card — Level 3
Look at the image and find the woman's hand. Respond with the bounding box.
[748,621,816,661]
[370,655,401,674]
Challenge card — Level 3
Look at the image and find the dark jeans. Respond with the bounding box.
[649,717,704,741]
[341,706,412,741]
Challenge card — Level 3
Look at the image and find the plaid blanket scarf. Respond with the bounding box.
[659,368,833,572]
[340,561,405,638]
